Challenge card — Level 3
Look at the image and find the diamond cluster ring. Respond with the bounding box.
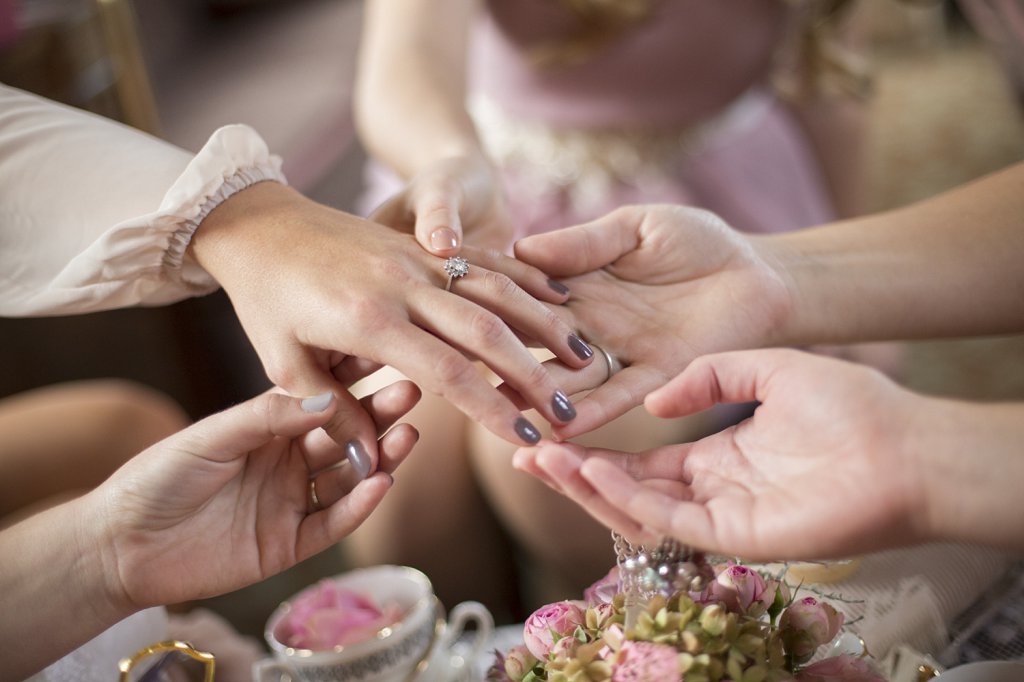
[443,256,470,291]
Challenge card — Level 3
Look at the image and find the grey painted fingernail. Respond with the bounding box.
[552,390,577,422]
[514,417,541,445]
[346,441,372,480]
[568,334,594,360]
[301,391,334,413]
[548,278,570,296]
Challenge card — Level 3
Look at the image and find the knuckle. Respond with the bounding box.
[482,269,519,298]
[468,309,510,349]
[432,350,479,389]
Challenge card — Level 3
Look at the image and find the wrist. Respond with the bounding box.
[188,180,307,280]
[909,397,1024,549]
[74,489,139,624]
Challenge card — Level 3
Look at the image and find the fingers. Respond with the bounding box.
[463,247,573,306]
[377,319,547,444]
[295,473,394,561]
[303,380,421,474]
[172,391,339,463]
[553,365,670,439]
[265,345,383,472]
[513,206,643,277]
[579,457,723,554]
[308,422,418,509]
[645,349,802,418]
[408,289,578,431]
[516,443,659,545]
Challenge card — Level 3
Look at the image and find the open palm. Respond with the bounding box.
[516,350,928,560]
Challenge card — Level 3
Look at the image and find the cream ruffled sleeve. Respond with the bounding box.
[0,83,286,316]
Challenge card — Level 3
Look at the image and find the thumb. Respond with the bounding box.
[413,176,463,257]
[644,349,799,418]
[513,206,642,276]
[173,391,338,461]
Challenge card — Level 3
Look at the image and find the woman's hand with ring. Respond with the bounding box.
[190,182,594,446]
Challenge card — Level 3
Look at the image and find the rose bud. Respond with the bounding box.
[779,597,844,663]
[523,600,587,659]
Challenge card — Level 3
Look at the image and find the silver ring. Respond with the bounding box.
[308,477,322,512]
[443,256,470,291]
[592,344,623,382]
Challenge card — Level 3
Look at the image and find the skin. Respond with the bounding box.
[1,379,421,680]
[515,348,1024,558]
[189,181,594,455]
[510,162,1024,437]
[509,161,1024,560]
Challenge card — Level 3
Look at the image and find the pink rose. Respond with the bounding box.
[708,564,776,614]
[523,600,587,660]
[796,654,885,681]
[779,597,844,663]
[612,641,681,682]
[277,580,405,650]
[584,566,620,606]
[502,645,538,680]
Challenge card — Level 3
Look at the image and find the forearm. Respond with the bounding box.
[909,396,1024,550]
[0,494,129,678]
[355,0,484,176]
[765,162,1024,345]
[0,84,284,317]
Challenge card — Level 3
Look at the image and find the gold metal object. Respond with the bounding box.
[118,640,215,682]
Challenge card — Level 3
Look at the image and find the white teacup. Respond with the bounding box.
[254,565,493,682]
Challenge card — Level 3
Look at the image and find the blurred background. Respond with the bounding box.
[1,0,1022,640]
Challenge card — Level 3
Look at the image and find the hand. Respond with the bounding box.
[514,349,931,560]
[96,380,420,610]
[191,182,594,448]
[370,153,514,255]
[512,205,792,439]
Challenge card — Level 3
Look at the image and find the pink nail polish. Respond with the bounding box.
[430,228,458,250]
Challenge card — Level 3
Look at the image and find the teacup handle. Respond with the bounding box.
[437,601,494,677]
[253,657,302,682]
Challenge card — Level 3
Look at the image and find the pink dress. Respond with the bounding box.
[360,0,836,239]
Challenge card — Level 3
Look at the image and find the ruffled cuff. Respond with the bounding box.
[159,124,287,290]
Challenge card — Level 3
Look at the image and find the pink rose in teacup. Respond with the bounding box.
[275,579,405,650]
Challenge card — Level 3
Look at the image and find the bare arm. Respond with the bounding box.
[355,0,482,176]
[355,0,514,253]
[767,161,1024,344]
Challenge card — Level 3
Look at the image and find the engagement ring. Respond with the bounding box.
[443,256,470,291]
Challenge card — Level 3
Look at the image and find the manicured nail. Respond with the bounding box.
[552,390,576,422]
[346,441,371,480]
[430,227,458,251]
[547,278,570,296]
[301,391,334,413]
[514,417,541,445]
[568,334,594,360]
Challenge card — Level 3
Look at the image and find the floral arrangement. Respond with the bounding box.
[487,563,884,682]
[276,580,405,650]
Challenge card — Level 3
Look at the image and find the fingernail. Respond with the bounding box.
[514,417,541,445]
[346,441,372,480]
[430,227,458,251]
[568,334,594,360]
[552,390,576,422]
[547,278,570,296]
[301,391,334,413]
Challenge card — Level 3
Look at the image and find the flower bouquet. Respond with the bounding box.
[488,560,884,682]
